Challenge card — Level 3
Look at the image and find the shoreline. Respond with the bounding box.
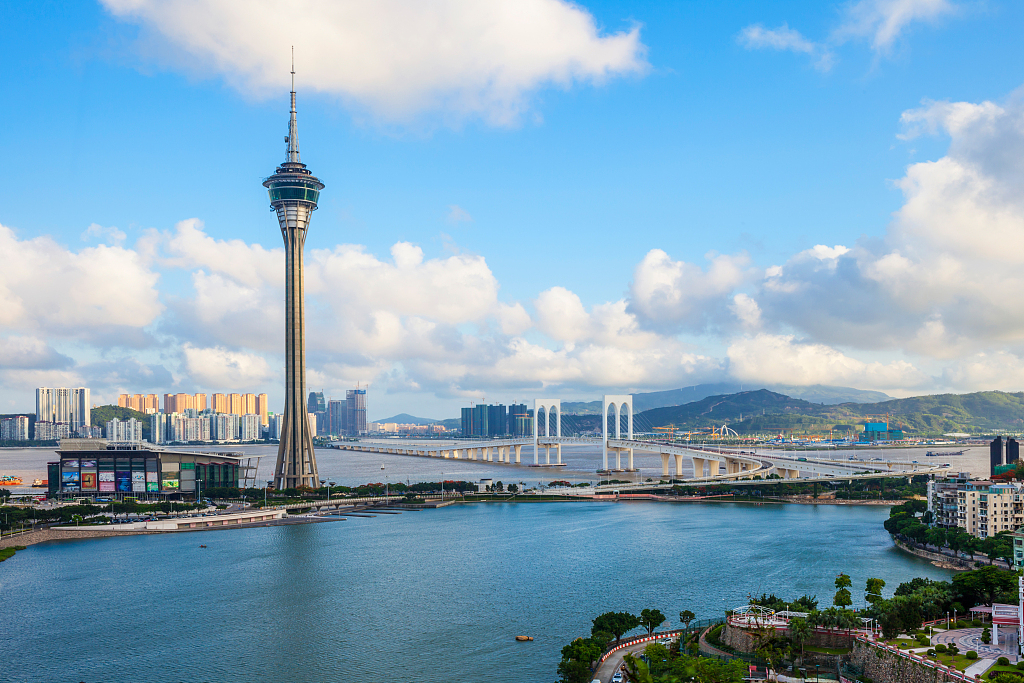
[891,537,973,571]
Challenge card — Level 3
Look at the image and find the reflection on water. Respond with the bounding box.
[1,501,951,682]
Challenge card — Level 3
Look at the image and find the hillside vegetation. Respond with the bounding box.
[636,389,1024,435]
[91,405,152,441]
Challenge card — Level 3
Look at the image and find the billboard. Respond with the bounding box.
[162,478,180,490]
[146,470,158,482]
[80,460,97,468]
[63,460,79,469]
[146,482,158,492]
[61,471,80,485]
[131,471,146,493]
[116,471,131,492]
[99,471,115,492]
[81,472,97,490]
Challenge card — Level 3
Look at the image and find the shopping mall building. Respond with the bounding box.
[48,439,258,500]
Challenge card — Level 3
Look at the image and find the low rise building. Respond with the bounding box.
[0,415,30,441]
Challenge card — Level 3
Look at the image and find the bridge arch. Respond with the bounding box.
[533,398,561,464]
[602,395,633,471]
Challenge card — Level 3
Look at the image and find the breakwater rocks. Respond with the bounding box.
[849,639,965,683]
[0,527,160,550]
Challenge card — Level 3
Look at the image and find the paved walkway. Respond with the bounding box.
[932,628,1016,661]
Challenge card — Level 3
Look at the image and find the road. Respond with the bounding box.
[592,640,655,683]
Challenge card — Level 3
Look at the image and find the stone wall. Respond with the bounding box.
[721,623,854,653]
[892,539,974,570]
[849,640,963,683]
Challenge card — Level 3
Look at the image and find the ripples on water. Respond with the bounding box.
[1,501,951,683]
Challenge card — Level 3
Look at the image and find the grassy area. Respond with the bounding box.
[927,652,975,671]
[0,545,26,562]
[985,664,1024,677]
[885,638,926,649]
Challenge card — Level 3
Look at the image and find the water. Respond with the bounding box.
[0,442,992,493]
[0,501,951,682]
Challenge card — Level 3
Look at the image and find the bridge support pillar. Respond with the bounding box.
[627,449,633,470]
[661,454,670,477]
[674,453,683,477]
[692,457,706,478]
[615,449,621,471]
[514,445,521,464]
[545,446,551,465]
[557,445,562,464]
[482,446,490,462]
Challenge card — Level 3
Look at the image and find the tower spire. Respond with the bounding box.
[287,46,300,163]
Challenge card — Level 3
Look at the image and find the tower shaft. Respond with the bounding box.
[265,63,324,490]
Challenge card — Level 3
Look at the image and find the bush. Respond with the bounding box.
[1017,661,1024,671]
[998,657,1011,666]
[935,644,947,653]
[967,651,979,660]
[956,620,968,628]
[927,649,936,656]
[916,634,930,645]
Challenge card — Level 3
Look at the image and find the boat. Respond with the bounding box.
[31,479,46,487]
[515,636,534,642]
[0,475,23,486]
[926,450,965,457]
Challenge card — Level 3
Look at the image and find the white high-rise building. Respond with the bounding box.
[105,418,143,442]
[240,414,261,442]
[150,413,167,445]
[0,416,30,441]
[212,413,239,441]
[36,387,90,431]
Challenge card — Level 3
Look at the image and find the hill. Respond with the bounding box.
[561,383,891,414]
[635,390,1024,435]
[371,413,438,425]
[91,405,152,441]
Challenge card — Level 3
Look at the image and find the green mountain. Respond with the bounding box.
[91,405,152,441]
[372,413,438,425]
[561,383,892,415]
[635,390,1024,435]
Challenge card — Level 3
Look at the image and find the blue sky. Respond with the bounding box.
[2,0,1024,419]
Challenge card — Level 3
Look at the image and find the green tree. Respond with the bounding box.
[592,611,641,645]
[640,608,666,635]
[834,573,853,608]
[788,616,812,660]
[679,609,696,629]
[621,653,653,683]
[952,565,1018,607]
[865,578,886,605]
[556,658,592,683]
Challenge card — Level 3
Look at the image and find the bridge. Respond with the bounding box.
[334,395,946,485]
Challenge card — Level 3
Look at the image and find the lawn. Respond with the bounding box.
[804,645,852,655]
[886,638,927,649]
[927,652,976,672]
[984,664,1024,679]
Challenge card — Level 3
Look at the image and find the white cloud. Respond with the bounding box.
[738,23,834,71]
[628,249,756,331]
[447,205,473,224]
[101,0,649,126]
[0,336,74,370]
[727,334,929,389]
[835,0,959,52]
[182,344,273,389]
[81,223,127,245]
[0,223,162,342]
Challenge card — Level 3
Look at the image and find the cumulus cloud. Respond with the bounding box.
[0,336,74,370]
[727,334,929,389]
[101,0,649,126]
[182,344,274,389]
[0,223,162,344]
[628,249,756,331]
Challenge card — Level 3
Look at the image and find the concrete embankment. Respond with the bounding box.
[891,538,975,571]
[1,527,161,549]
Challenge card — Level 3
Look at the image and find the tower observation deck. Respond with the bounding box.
[264,58,324,489]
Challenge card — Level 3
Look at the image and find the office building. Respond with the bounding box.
[488,404,507,436]
[0,416,30,441]
[508,404,532,437]
[327,399,346,436]
[308,391,327,435]
[36,387,90,432]
[346,389,366,436]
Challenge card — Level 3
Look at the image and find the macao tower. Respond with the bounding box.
[264,62,324,489]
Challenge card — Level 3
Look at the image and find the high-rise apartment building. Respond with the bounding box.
[34,421,71,441]
[211,393,229,414]
[36,387,90,432]
[508,404,530,436]
[117,394,159,413]
[240,414,261,441]
[150,413,167,445]
[229,393,242,416]
[346,389,366,435]
[255,393,269,427]
[242,393,257,416]
[0,416,30,441]
[105,418,143,442]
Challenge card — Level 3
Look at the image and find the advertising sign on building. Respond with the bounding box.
[81,472,97,489]
[131,471,146,492]
[99,471,115,492]
[116,471,131,492]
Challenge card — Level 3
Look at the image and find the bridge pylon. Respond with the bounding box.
[533,398,561,465]
[602,395,633,472]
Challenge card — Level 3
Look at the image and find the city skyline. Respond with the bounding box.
[2,1,1024,420]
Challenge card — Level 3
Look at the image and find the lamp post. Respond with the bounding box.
[328,481,335,505]
[265,480,272,508]
[197,479,203,509]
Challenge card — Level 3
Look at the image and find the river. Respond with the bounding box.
[1,501,951,682]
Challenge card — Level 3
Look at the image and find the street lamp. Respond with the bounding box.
[265,480,272,508]
[328,481,335,505]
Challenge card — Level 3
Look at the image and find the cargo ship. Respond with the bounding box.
[0,475,23,486]
[31,479,47,487]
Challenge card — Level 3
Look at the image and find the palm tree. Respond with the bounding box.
[788,617,811,661]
